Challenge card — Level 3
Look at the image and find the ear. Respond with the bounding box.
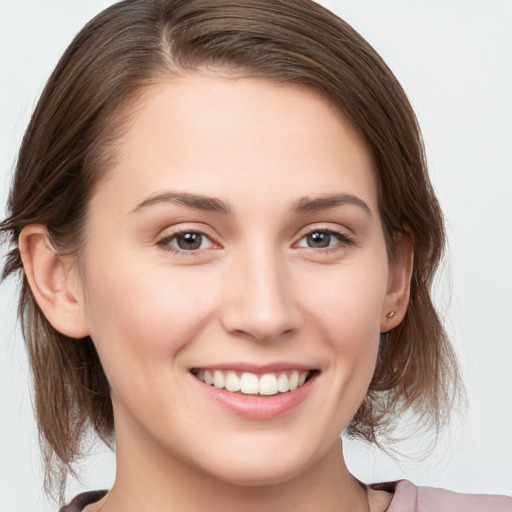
[380,233,414,332]
[18,225,90,338]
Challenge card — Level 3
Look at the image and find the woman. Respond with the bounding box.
[1,1,510,511]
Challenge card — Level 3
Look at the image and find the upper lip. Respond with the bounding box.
[190,362,316,373]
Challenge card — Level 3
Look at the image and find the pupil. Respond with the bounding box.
[177,232,202,250]
[308,232,330,248]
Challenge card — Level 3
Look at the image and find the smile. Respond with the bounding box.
[193,369,311,396]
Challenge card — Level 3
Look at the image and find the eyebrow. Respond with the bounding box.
[292,194,373,217]
[130,191,233,215]
[130,191,372,217]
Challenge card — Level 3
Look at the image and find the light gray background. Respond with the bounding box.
[1,1,511,510]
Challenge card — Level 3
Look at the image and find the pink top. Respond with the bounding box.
[382,480,512,512]
[59,481,512,511]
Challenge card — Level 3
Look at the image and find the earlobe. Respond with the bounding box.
[381,234,414,332]
[19,225,90,339]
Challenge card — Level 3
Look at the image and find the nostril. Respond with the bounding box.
[220,301,301,342]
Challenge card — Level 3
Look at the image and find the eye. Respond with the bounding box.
[157,231,215,253]
[296,229,353,250]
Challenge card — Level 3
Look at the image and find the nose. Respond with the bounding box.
[220,245,301,342]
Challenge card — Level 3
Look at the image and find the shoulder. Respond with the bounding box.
[373,480,512,512]
[59,490,108,512]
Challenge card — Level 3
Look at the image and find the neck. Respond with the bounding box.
[103,424,369,512]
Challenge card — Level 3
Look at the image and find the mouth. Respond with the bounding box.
[191,368,316,396]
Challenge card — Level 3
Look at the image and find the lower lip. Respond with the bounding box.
[194,373,316,420]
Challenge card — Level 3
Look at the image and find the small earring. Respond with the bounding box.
[386,311,395,319]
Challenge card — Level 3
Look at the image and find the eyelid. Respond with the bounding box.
[293,224,355,250]
[154,222,355,256]
[156,224,222,256]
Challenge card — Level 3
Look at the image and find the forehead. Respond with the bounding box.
[93,74,377,215]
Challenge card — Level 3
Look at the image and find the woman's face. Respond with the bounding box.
[75,74,406,485]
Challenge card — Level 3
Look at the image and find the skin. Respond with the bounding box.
[20,74,411,512]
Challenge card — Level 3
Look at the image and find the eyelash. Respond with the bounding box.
[295,228,355,253]
[156,227,355,256]
[156,229,217,256]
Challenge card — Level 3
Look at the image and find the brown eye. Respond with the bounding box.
[296,229,354,251]
[306,231,331,248]
[158,231,214,253]
[176,232,203,250]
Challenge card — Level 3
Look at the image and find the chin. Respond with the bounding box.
[195,444,319,488]
[208,464,303,488]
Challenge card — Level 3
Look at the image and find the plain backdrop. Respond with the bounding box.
[1,1,511,510]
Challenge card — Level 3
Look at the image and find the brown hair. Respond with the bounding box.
[1,0,460,499]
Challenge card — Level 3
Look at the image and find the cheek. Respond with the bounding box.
[298,256,389,339]
[81,251,220,384]
[295,256,388,405]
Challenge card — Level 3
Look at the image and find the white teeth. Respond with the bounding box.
[289,370,299,390]
[196,369,311,395]
[277,372,290,392]
[213,370,225,389]
[225,371,241,392]
[204,370,214,386]
[240,372,259,394]
[259,373,278,395]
